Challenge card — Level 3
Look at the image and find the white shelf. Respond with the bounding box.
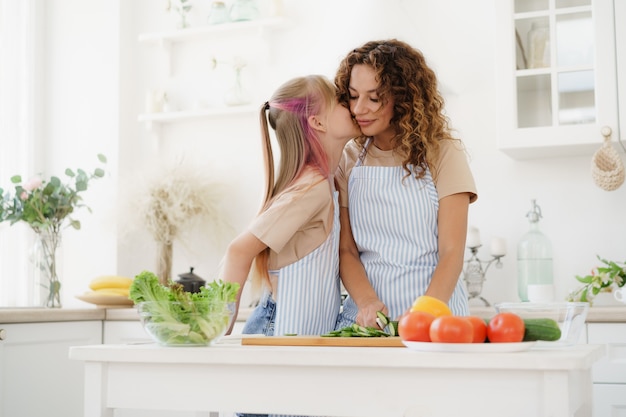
[138,17,287,46]
[137,17,287,135]
[138,105,257,129]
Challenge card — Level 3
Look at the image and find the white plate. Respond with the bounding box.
[76,292,134,307]
[402,340,536,353]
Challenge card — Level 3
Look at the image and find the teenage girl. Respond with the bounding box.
[221,75,360,337]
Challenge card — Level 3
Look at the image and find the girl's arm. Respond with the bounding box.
[221,231,267,334]
[338,206,387,327]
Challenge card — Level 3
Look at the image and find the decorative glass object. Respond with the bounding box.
[208,1,229,25]
[463,227,506,306]
[223,64,250,106]
[517,199,554,303]
[30,231,63,308]
[229,0,258,22]
[170,0,193,29]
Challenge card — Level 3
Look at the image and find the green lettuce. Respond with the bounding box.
[130,270,239,345]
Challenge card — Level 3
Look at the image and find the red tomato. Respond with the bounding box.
[398,311,435,342]
[487,312,525,343]
[429,315,473,343]
[465,316,488,343]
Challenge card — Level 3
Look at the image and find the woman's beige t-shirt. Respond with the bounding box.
[336,139,478,207]
[248,168,334,270]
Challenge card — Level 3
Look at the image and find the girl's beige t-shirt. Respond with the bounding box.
[336,139,478,207]
[248,168,334,270]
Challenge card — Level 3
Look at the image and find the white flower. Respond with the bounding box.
[598,271,612,285]
[23,176,42,191]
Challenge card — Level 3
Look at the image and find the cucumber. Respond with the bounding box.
[376,311,390,327]
[388,320,399,337]
[522,318,562,342]
[321,324,390,337]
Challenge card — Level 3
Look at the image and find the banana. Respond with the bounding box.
[92,288,130,297]
[89,275,133,291]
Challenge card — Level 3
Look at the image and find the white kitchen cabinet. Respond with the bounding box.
[102,319,241,417]
[103,320,152,345]
[495,0,620,159]
[0,320,102,417]
[587,323,626,417]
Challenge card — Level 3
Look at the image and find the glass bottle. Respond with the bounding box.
[527,21,550,69]
[517,199,554,302]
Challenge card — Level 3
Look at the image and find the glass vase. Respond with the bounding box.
[30,231,63,308]
[223,68,251,106]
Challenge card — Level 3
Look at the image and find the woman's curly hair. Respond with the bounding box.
[335,39,457,180]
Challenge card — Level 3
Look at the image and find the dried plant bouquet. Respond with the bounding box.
[127,160,228,285]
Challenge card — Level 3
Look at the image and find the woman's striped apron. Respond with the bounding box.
[337,140,469,328]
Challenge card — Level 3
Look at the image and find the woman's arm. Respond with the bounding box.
[220,231,267,334]
[338,206,387,327]
[425,192,471,301]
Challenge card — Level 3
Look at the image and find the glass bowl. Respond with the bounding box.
[494,302,589,347]
[137,300,235,346]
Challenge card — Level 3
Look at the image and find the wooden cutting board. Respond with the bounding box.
[241,335,405,347]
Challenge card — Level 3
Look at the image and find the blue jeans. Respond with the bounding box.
[241,294,276,336]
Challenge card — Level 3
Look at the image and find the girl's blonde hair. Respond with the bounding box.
[335,39,458,180]
[252,75,337,288]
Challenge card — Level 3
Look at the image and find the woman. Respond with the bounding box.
[334,39,478,329]
[221,75,360,338]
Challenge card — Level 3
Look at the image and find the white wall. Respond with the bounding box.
[42,0,625,308]
[39,0,119,307]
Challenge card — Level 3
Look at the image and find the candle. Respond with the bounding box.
[490,236,507,257]
[466,226,481,248]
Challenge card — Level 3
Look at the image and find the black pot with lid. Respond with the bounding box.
[175,267,206,293]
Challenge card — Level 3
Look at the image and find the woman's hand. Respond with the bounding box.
[355,299,388,328]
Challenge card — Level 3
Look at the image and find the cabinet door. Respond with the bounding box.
[0,321,102,417]
[495,0,619,159]
[593,384,626,417]
[103,320,151,344]
[587,323,626,383]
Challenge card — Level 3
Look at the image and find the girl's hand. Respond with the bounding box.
[355,299,388,328]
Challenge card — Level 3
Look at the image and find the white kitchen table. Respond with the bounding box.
[69,341,604,417]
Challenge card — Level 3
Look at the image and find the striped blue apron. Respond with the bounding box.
[272,190,342,336]
[337,140,469,328]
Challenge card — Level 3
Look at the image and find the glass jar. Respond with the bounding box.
[229,0,259,22]
[207,1,229,25]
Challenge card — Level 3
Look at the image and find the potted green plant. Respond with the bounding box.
[0,154,107,307]
[567,255,626,305]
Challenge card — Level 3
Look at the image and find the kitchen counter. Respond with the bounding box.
[1,305,624,323]
[69,341,604,417]
[470,305,626,322]
[0,306,254,324]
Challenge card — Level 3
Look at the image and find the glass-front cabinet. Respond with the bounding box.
[496,0,619,159]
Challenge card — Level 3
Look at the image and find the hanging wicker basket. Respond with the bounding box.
[591,128,625,191]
